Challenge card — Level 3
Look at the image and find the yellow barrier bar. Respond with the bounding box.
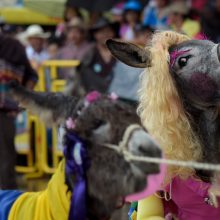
[39,121,56,174]
[16,60,80,177]
[43,60,80,80]
[15,114,38,174]
[35,60,80,91]
[50,66,57,80]
[35,66,46,92]
[42,60,80,67]
[51,80,66,92]
[25,115,45,179]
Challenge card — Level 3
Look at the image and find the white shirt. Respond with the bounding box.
[26,46,49,64]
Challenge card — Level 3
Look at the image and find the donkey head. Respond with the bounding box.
[169,40,220,108]
[10,84,161,220]
[107,39,220,108]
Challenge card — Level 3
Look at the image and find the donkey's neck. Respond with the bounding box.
[184,100,220,181]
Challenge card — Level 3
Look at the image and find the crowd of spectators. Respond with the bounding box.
[1,0,220,102]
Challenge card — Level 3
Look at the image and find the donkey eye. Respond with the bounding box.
[178,55,192,68]
[178,57,188,68]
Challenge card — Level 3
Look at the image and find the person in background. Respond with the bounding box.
[133,24,154,46]
[0,35,38,189]
[142,0,170,30]
[108,25,153,106]
[44,36,64,91]
[24,25,50,70]
[120,0,142,41]
[167,1,200,38]
[55,6,83,38]
[58,17,91,62]
[200,0,220,43]
[189,0,208,14]
[47,42,60,60]
[77,17,117,94]
[0,24,21,37]
[110,2,125,23]
[58,17,91,79]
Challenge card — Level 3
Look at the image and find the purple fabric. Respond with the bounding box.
[64,132,90,220]
[164,177,220,220]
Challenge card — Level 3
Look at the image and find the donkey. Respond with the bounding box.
[107,31,220,182]
[1,83,162,220]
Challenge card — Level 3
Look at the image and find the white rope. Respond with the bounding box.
[104,124,220,172]
[125,153,220,172]
[104,144,220,172]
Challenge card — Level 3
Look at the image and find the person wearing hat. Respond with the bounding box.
[133,24,154,46]
[25,25,50,70]
[76,17,117,94]
[58,17,91,62]
[120,0,142,40]
[57,17,91,82]
[110,2,125,23]
[167,1,200,38]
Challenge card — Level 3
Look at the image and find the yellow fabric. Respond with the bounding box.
[131,210,137,220]
[9,160,71,220]
[0,7,61,25]
[137,195,165,220]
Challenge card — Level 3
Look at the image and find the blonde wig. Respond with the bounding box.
[138,31,203,183]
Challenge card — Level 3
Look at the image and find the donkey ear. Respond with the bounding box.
[106,39,152,68]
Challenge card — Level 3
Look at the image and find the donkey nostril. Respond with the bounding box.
[138,145,148,154]
[138,145,161,158]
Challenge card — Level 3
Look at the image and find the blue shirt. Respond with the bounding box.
[0,190,23,220]
[143,4,168,29]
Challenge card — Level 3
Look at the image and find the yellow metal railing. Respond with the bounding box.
[39,60,80,80]
[15,60,80,177]
[15,114,38,174]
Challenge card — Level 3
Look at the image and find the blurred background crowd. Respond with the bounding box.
[1,0,220,102]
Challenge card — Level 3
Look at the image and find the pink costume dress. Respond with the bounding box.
[164,177,220,220]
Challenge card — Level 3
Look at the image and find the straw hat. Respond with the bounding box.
[24,25,50,39]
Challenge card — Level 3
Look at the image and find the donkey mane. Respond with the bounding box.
[138,32,203,182]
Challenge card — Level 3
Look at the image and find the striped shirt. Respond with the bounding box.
[0,59,38,112]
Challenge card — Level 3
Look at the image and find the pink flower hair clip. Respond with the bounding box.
[108,92,118,101]
[84,91,101,107]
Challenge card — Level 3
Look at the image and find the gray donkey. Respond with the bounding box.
[107,31,220,182]
[1,83,161,220]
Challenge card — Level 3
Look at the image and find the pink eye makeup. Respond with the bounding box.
[170,49,191,67]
